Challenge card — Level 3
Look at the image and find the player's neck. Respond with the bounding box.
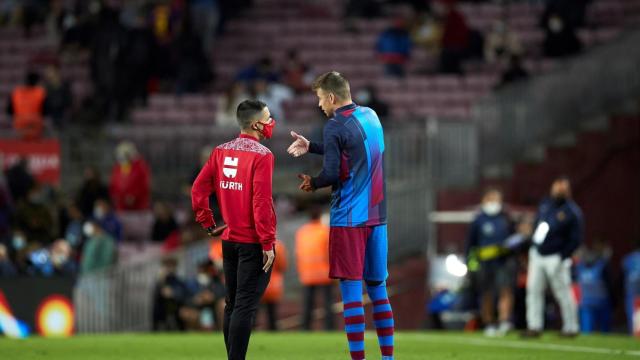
[240,129,262,141]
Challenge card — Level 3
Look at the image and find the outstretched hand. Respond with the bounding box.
[298,173,314,192]
[287,131,310,157]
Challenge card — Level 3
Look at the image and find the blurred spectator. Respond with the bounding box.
[435,0,470,74]
[344,0,383,19]
[376,17,412,77]
[576,238,613,333]
[64,203,84,249]
[411,11,443,53]
[80,220,116,274]
[190,0,220,54]
[355,86,389,124]
[50,239,77,276]
[497,55,530,88]
[109,141,151,210]
[622,239,640,334]
[92,198,122,243]
[5,158,35,204]
[236,57,280,84]
[174,16,213,94]
[296,208,334,330]
[76,166,110,218]
[216,82,248,127]
[152,202,179,243]
[121,11,154,108]
[42,64,72,129]
[26,244,54,276]
[0,167,13,243]
[252,79,293,121]
[181,260,226,330]
[541,9,582,58]
[153,257,188,331]
[281,50,313,94]
[484,20,522,64]
[0,243,17,277]
[465,188,514,337]
[6,71,47,140]
[14,185,54,245]
[260,240,288,331]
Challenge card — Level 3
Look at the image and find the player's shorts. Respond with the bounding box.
[329,224,388,281]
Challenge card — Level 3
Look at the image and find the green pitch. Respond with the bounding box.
[1,332,638,359]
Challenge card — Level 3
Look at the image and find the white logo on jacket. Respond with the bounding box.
[223,157,239,178]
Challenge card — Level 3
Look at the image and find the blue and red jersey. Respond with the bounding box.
[310,103,386,227]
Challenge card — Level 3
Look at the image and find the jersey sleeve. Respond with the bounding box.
[311,121,343,189]
[191,151,217,229]
[253,153,276,251]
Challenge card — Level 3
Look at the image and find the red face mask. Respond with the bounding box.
[257,118,276,139]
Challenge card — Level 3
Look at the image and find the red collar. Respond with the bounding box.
[239,133,259,141]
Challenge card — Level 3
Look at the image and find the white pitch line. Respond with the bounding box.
[395,333,640,357]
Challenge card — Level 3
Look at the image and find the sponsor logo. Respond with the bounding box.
[223,157,238,178]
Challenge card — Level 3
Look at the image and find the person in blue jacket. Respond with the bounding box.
[622,238,640,334]
[575,238,614,333]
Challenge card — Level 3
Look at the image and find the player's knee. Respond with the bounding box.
[365,280,383,287]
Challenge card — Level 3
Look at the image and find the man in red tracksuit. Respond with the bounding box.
[192,99,277,360]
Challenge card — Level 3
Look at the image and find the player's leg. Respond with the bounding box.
[322,284,335,330]
[226,243,272,360]
[303,285,315,330]
[547,256,578,334]
[330,226,368,360]
[525,248,547,333]
[222,241,239,354]
[364,225,394,360]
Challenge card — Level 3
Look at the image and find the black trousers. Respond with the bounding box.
[302,284,334,330]
[222,241,272,360]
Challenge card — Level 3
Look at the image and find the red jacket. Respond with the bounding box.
[191,134,276,251]
[109,158,151,210]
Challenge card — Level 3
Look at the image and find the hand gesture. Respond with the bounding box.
[298,174,314,192]
[287,131,310,157]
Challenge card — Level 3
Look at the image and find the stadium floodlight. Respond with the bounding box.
[445,254,467,277]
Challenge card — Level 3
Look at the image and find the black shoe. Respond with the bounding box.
[520,330,542,338]
[559,331,578,338]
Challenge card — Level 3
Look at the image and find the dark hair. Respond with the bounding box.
[236,100,267,129]
[312,71,351,101]
[26,72,40,86]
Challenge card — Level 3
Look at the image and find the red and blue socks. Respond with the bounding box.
[367,281,394,360]
[340,280,366,360]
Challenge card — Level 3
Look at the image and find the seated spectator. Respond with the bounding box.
[216,82,249,128]
[376,17,412,78]
[411,11,443,53]
[497,55,530,88]
[0,243,17,277]
[152,202,179,243]
[50,239,77,276]
[6,71,47,140]
[92,198,122,243]
[355,86,389,123]
[15,185,54,245]
[435,0,470,74]
[64,203,85,249]
[541,10,582,58]
[76,166,110,218]
[281,50,313,94]
[180,260,226,330]
[42,64,72,129]
[252,79,293,121]
[109,141,151,210]
[484,20,523,64]
[5,158,34,204]
[80,220,116,274]
[153,257,188,331]
[235,57,279,84]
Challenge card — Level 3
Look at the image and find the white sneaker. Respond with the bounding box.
[496,322,513,337]
[484,325,497,337]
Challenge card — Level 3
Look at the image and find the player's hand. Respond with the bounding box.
[206,224,227,237]
[287,131,310,157]
[262,249,275,272]
[298,174,314,192]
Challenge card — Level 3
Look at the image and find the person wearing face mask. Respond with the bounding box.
[109,141,151,211]
[466,188,515,337]
[50,239,77,276]
[191,99,276,360]
[523,176,583,338]
[80,221,116,274]
[92,198,122,243]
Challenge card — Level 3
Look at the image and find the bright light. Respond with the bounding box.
[445,254,468,277]
[36,296,74,337]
